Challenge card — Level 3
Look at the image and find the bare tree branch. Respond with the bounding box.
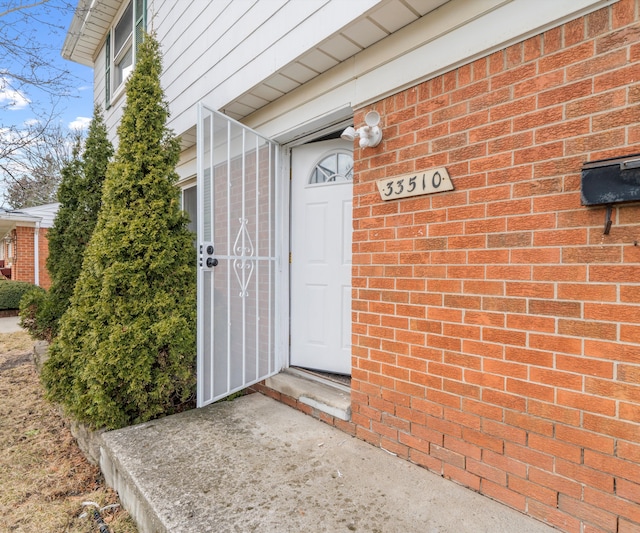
[0,1,91,208]
[2,123,83,208]
[0,0,50,18]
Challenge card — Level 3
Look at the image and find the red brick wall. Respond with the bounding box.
[38,228,51,289]
[351,2,640,532]
[13,226,35,285]
[12,226,51,289]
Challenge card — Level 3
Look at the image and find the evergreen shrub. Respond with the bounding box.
[19,287,53,340]
[41,34,197,430]
[19,108,113,341]
[0,281,42,310]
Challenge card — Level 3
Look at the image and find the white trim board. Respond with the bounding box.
[244,0,617,142]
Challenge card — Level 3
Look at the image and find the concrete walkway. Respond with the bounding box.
[0,315,22,333]
[101,393,557,533]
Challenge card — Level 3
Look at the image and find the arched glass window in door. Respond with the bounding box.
[308,150,353,185]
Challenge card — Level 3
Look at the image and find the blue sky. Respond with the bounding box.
[0,1,94,133]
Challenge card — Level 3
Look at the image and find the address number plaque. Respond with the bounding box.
[376,167,453,201]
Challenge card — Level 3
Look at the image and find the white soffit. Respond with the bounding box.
[279,63,319,85]
[342,19,389,49]
[221,0,451,120]
[318,34,364,62]
[245,0,617,141]
[63,0,121,66]
[368,1,423,32]
[298,49,340,73]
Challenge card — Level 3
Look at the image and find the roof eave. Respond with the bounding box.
[62,0,101,66]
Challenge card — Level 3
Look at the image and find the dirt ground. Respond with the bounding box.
[0,329,137,532]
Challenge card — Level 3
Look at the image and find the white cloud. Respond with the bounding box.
[68,116,91,131]
[0,77,30,110]
[0,127,13,143]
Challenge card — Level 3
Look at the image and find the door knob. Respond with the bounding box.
[206,257,218,268]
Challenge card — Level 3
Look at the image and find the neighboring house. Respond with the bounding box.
[0,203,58,289]
[63,1,640,531]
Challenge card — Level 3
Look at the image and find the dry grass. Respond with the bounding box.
[0,330,137,532]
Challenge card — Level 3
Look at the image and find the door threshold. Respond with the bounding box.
[265,369,351,421]
[289,367,351,392]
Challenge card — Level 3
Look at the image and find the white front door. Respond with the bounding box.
[290,139,353,375]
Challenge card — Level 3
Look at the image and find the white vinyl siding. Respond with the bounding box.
[149,0,380,137]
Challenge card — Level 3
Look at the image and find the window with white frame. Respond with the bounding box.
[105,0,146,108]
[181,185,197,239]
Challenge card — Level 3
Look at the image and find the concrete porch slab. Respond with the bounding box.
[100,393,557,533]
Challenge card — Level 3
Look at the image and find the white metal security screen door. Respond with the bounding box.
[197,104,279,407]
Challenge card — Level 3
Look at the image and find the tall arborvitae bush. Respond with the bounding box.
[41,34,197,430]
[46,107,114,334]
[20,108,113,341]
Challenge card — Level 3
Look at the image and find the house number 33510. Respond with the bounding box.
[376,167,453,201]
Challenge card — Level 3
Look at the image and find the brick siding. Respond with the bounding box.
[38,227,51,289]
[349,1,640,531]
[12,226,51,289]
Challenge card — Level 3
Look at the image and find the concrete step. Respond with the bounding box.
[265,369,351,420]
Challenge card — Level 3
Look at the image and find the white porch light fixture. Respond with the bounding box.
[341,111,383,148]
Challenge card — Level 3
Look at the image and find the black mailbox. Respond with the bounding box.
[581,153,640,206]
